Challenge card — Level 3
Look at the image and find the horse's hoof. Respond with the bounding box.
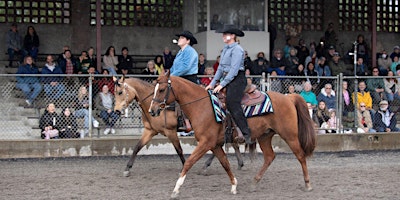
[304,183,313,192]
[170,191,179,199]
[123,171,130,177]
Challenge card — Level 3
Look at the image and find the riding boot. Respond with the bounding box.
[183,117,192,133]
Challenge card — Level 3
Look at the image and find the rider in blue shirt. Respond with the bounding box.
[170,31,199,84]
[205,28,252,144]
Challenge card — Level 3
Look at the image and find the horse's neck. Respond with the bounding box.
[172,79,208,118]
[128,79,152,110]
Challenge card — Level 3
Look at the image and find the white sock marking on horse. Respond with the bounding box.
[173,175,186,194]
[231,177,238,194]
[149,83,159,112]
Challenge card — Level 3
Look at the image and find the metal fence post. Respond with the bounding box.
[337,74,343,133]
[88,75,94,138]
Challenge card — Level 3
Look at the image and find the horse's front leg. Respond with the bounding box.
[211,145,238,194]
[171,142,210,198]
[165,129,186,166]
[124,128,156,177]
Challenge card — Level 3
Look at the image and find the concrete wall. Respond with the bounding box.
[1,133,400,159]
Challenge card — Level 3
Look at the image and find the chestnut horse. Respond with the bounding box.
[149,72,316,198]
[112,77,246,177]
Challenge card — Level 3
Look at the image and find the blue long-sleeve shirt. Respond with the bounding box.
[211,42,245,87]
[16,64,41,84]
[170,45,198,77]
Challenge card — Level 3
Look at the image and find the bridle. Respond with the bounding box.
[151,78,176,111]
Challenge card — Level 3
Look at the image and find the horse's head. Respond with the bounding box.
[113,76,134,115]
[149,71,175,117]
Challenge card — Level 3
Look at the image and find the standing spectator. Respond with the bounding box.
[95,84,119,135]
[367,67,387,104]
[384,70,400,102]
[162,47,174,70]
[378,49,392,74]
[373,100,399,132]
[300,81,318,106]
[351,34,369,67]
[356,102,376,133]
[74,86,100,136]
[390,46,400,62]
[317,83,336,110]
[268,17,277,60]
[154,55,165,75]
[352,81,373,111]
[6,23,26,67]
[117,47,133,74]
[39,103,60,139]
[59,107,79,138]
[23,26,39,61]
[198,53,208,76]
[324,22,337,48]
[41,55,65,101]
[102,46,118,75]
[16,56,42,106]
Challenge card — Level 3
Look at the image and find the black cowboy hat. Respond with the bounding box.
[222,28,245,37]
[175,30,198,45]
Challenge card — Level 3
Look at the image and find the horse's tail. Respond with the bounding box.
[292,94,316,157]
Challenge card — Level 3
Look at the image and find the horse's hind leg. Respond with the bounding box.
[202,154,215,171]
[285,138,312,191]
[231,142,244,170]
[124,129,155,177]
[211,145,238,194]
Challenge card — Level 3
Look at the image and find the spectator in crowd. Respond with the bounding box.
[74,86,100,136]
[304,62,320,88]
[329,52,352,76]
[317,83,336,110]
[153,55,164,75]
[56,45,70,64]
[6,23,26,67]
[367,67,387,104]
[58,49,80,75]
[86,66,100,95]
[304,50,318,67]
[384,70,400,102]
[78,50,91,74]
[213,55,221,72]
[102,45,118,75]
[23,26,39,61]
[342,80,355,128]
[255,51,268,63]
[16,55,42,106]
[285,85,297,95]
[41,55,65,101]
[285,47,300,75]
[200,66,214,87]
[300,81,318,106]
[96,69,114,94]
[243,50,252,72]
[295,39,309,66]
[378,49,392,74]
[162,47,174,70]
[198,53,208,76]
[59,107,79,138]
[355,57,368,76]
[325,45,336,64]
[210,14,223,31]
[117,47,133,74]
[351,34,369,67]
[390,46,400,62]
[315,100,331,134]
[353,80,373,111]
[283,38,293,59]
[270,48,289,70]
[326,109,338,133]
[39,103,60,139]
[87,46,97,68]
[373,100,399,132]
[268,70,282,93]
[356,102,376,133]
[314,56,331,77]
[315,37,326,58]
[250,57,269,79]
[390,55,400,74]
[141,60,158,83]
[95,84,119,135]
[324,22,338,49]
[268,18,277,60]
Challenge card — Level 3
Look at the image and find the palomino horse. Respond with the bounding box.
[112,76,247,176]
[149,72,316,197]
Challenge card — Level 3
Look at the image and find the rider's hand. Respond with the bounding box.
[213,85,223,93]
[205,85,214,90]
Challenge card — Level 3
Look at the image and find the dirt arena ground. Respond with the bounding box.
[1,150,399,200]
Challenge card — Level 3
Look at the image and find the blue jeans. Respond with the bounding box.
[8,48,27,63]
[43,83,65,100]
[16,82,42,102]
[386,92,400,102]
[75,108,96,129]
[100,110,119,127]
[27,47,39,60]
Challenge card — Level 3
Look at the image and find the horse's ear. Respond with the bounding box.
[164,70,170,77]
[121,75,125,82]
[112,76,118,82]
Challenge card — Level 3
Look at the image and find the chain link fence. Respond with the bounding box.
[0,73,399,140]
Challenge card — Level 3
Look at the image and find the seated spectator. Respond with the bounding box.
[300,81,318,106]
[352,81,373,111]
[378,49,392,74]
[162,46,174,70]
[23,26,39,61]
[367,67,387,104]
[304,50,318,67]
[141,60,158,83]
[295,39,310,66]
[95,84,119,135]
[314,56,331,77]
[117,47,133,74]
[329,52,352,76]
[78,50,91,74]
[41,55,65,101]
[390,55,400,73]
[58,49,80,75]
[39,103,60,139]
[102,46,118,75]
[315,100,331,134]
[355,57,368,76]
[213,55,221,72]
[56,45,70,64]
[198,53,208,76]
[16,55,42,106]
[243,51,252,72]
[285,47,300,75]
[317,83,336,110]
[59,107,79,138]
[304,62,320,89]
[87,46,97,68]
[326,109,338,133]
[74,86,100,136]
[6,23,26,67]
[200,66,214,87]
[285,85,296,95]
[96,69,114,94]
[268,71,282,93]
[356,102,376,133]
[342,80,355,127]
[86,66,100,95]
[270,48,289,70]
[373,100,399,132]
[390,45,400,62]
[384,71,400,102]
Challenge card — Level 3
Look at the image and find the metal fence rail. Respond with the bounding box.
[0,73,399,140]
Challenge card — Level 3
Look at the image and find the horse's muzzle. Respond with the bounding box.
[149,108,161,117]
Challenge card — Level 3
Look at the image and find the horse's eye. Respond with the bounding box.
[159,89,165,93]
[118,91,123,95]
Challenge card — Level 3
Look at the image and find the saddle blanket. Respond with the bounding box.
[208,91,273,123]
